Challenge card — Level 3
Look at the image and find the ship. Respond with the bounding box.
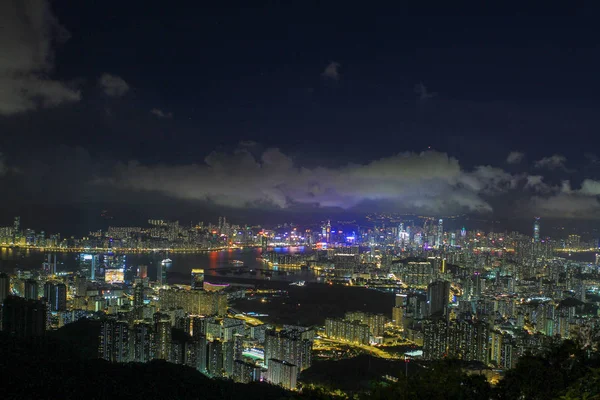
[229,260,244,266]
[161,251,172,268]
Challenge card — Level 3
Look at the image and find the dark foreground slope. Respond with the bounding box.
[0,332,292,400]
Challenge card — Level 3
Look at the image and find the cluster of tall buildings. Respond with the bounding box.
[387,219,600,370]
[324,311,386,345]
[0,216,60,247]
[4,213,600,391]
[98,313,313,389]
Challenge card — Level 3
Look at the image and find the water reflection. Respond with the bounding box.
[0,247,316,284]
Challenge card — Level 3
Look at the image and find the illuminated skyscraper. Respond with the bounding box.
[191,269,204,289]
[24,279,38,300]
[436,219,443,248]
[114,321,131,362]
[345,311,386,337]
[207,340,223,376]
[195,335,208,373]
[43,254,57,275]
[154,313,172,360]
[13,216,21,243]
[80,254,98,280]
[99,320,115,361]
[423,318,447,360]
[133,282,144,307]
[324,318,370,344]
[137,265,148,279]
[392,306,403,327]
[427,280,450,317]
[98,319,130,362]
[265,329,312,372]
[157,261,167,286]
[267,359,298,390]
[233,360,261,383]
[43,282,67,312]
[533,217,540,243]
[133,322,154,362]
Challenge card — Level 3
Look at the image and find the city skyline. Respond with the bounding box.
[4,2,600,398]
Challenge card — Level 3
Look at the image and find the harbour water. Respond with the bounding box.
[0,246,317,284]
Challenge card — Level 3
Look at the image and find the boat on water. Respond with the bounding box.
[161,251,172,268]
[161,258,172,267]
[230,260,244,266]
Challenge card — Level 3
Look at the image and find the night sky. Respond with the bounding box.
[1,1,600,233]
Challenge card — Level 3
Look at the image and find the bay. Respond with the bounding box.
[0,246,317,284]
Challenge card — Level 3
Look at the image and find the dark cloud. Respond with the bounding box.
[321,61,341,81]
[99,73,130,97]
[530,193,600,219]
[506,151,524,164]
[527,178,600,218]
[0,0,81,115]
[534,154,567,170]
[3,144,600,220]
[415,83,436,101]
[150,108,172,118]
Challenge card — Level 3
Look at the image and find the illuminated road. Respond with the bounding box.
[230,313,264,326]
[315,337,403,360]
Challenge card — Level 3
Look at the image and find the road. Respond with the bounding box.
[315,337,403,360]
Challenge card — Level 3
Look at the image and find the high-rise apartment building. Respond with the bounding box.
[233,360,261,383]
[325,318,370,345]
[44,282,67,312]
[267,359,298,390]
[99,319,131,362]
[133,322,154,362]
[24,279,39,300]
[427,280,450,317]
[264,329,312,372]
[207,339,223,376]
[154,313,172,360]
[423,318,447,360]
[345,311,386,337]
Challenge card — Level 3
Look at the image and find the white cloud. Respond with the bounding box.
[99,73,129,97]
[579,179,600,196]
[530,194,600,219]
[103,147,524,214]
[12,143,600,219]
[506,151,524,164]
[524,175,551,193]
[534,154,567,170]
[321,61,341,81]
[0,0,81,115]
[527,178,600,218]
[151,108,173,118]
